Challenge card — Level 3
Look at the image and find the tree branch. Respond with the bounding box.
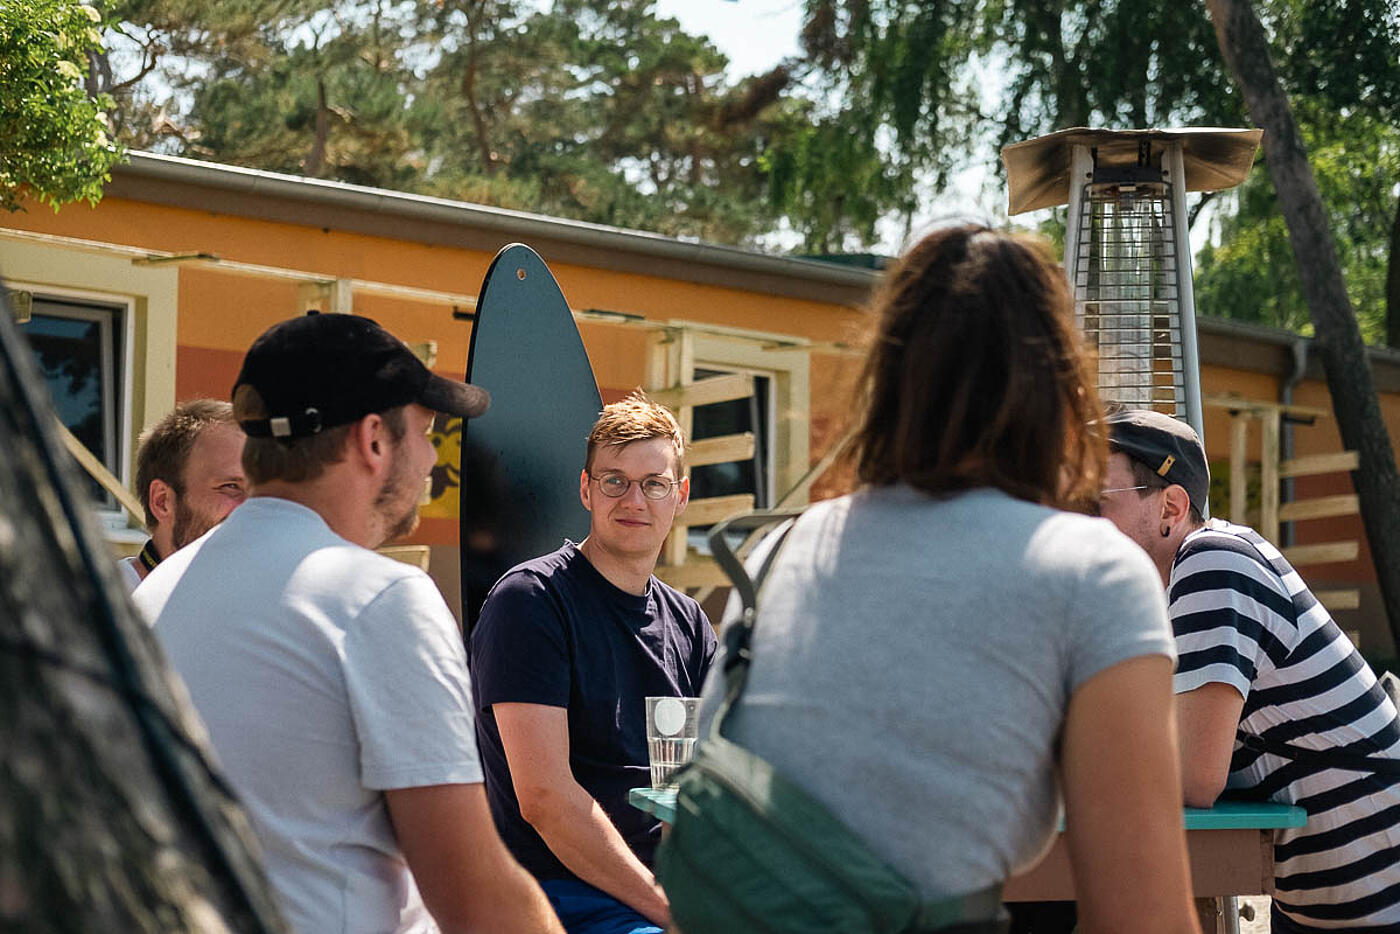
[1187,190,1219,231]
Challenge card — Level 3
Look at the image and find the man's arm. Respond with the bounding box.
[494,702,670,926]
[1175,682,1246,807]
[385,783,564,934]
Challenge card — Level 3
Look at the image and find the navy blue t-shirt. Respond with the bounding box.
[469,542,715,882]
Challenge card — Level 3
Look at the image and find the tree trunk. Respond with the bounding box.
[1207,0,1400,650]
[306,76,330,178]
[459,12,497,179]
[1386,194,1400,349]
[0,297,286,931]
[85,47,112,97]
[1045,10,1087,129]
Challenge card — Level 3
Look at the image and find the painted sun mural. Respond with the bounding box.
[422,416,462,519]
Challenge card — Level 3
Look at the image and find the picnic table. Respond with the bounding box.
[630,787,1304,901]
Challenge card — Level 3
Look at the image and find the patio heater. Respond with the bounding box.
[1002,127,1262,439]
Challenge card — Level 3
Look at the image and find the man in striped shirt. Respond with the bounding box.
[1100,409,1400,932]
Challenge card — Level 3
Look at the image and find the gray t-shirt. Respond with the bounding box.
[697,485,1174,898]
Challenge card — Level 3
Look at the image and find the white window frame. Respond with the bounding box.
[24,289,134,493]
[689,330,809,508]
[647,324,811,566]
[1,237,179,535]
[689,362,776,510]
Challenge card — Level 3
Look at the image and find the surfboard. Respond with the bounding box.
[460,243,602,630]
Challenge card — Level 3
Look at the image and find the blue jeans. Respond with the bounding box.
[539,879,663,934]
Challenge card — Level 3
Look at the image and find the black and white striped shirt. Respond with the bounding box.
[1171,520,1400,931]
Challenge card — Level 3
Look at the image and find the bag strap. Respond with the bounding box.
[706,509,807,742]
[1236,730,1400,777]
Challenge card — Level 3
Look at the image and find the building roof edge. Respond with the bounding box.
[116,152,881,292]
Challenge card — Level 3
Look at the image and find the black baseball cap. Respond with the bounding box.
[233,312,489,440]
[1106,409,1210,514]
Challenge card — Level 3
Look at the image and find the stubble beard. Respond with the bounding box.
[382,500,421,545]
[170,495,218,551]
[374,455,423,546]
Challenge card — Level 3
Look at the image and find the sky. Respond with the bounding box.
[652,0,804,79]
[652,0,1007,254]
[647,2,1217,256]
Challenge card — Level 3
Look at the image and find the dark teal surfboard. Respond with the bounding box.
[460,243,602,629]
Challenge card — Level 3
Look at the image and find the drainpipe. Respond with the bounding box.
[1280,337,1309,547]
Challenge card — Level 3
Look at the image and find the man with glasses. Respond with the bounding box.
[1099,409,1400,932]
[470,392,715,934]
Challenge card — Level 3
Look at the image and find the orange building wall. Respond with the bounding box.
[9,194,1400,650]
[4,194,870,551]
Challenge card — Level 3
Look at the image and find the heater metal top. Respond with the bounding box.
[1002,127,1262,215]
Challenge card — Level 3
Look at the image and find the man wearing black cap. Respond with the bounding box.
[1101,409,1400,932]
[136,313,563,934]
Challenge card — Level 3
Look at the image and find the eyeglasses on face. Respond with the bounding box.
[588,471,680,501]
[1099,485,1151,497]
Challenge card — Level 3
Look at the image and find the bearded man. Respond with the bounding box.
[136,313,562,934]
[120,399,247,589]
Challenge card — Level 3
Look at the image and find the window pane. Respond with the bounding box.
[26,314,106,460]
[690,396,757,501]
[20,300,121,506]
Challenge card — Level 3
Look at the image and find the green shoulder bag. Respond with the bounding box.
[655,510,1008,934]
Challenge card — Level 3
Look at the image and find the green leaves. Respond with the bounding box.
[105,0,809,245]
[0,0,125,212]
[793,0,1399,341]
[1196,107,1400,344]
[84,0,1400,297]
[1191,1,1400,344]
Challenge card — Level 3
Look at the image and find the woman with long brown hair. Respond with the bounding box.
[692,225,1199,932]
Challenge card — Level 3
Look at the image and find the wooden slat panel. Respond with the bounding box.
[1203,394,1329,419]
[56,421,144,523]
[657,330,696,569]
[1230,415,1248,524]
[682,493,754,526]
[655,559,730,590]
[1278,494,1360,522]
[1281,541,1359,566]
[407,340,438,369]
[1315,589,1361,611]
[688,432,756,467]
[377,545,431,571]
[650,373,753,410]
[688,430,854,606]
[1279,451,1359,478]
[1260,410,1280,543]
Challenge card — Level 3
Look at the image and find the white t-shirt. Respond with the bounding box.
[117,554,143,593]
[135,497,482,934]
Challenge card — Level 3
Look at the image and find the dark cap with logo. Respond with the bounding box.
[1106,408,1209,514]
[233,312,489,440]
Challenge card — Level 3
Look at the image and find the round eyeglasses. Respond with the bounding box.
[588,471,680,501]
